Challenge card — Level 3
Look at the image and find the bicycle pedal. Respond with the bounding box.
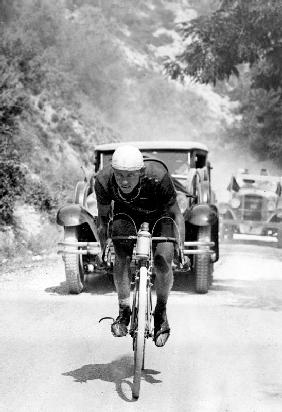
[178,266,190,273]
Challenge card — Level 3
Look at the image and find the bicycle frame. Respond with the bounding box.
[129,260,154,341]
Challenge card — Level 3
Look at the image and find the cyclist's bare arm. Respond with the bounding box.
[97,203,111,250]
[167,201,185,245]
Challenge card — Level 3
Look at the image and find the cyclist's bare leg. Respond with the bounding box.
[153,242,174,347]
[113,251,131,303]
[112,217,135,304]
[111,243,133,337]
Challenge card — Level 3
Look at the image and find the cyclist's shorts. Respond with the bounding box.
[111,212,178,254]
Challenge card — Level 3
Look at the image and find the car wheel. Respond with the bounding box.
[226,225,233,240]
[277,226,282,249]
[209,262,214,286]
[219,222,225,241]
[63,227,84,294]
[195,226,212,294]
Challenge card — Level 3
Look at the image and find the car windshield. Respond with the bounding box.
[102,150,189,175]
[241,178,279,192]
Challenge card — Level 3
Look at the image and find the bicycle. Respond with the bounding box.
[109,220,178,399]
[109,218,214,399]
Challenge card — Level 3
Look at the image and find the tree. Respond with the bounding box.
[0,56,27,137]
[165,0,282,88]
[165,0,282,166]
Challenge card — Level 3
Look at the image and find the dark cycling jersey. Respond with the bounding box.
[94,159,177,220]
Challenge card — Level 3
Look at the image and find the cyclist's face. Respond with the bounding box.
[113,169,141,194]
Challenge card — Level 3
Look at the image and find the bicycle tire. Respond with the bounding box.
[142,283,152,371]
[132,265,147,399]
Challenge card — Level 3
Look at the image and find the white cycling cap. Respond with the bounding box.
[111,144,144,171]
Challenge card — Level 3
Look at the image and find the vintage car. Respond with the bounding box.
[57,141,219,294]
[218,169,282,246]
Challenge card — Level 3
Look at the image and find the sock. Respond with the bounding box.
[155,298,167,311]
[119,297,130,308]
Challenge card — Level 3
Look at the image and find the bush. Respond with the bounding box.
[0,160,26,225]
[24,179,58,221]
[26,223,61,255]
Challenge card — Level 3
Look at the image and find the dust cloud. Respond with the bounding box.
[210,148,282,202]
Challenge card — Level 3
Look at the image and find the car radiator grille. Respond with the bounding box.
[241,195,263,221]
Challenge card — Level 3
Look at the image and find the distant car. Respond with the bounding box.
[57,140,219,294]
[218,168,282,246]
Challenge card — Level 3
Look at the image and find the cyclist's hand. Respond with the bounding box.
[95,251,107,270]
[181,254,190,270]
[96,238,112,270]
[177,242,190,270]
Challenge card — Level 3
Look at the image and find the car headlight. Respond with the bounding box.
[176,192,189,213]
[231,198,240,209]
[267,201,276,212]
[218,204,228,215]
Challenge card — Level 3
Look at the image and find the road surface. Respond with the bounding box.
[1,237,282,412]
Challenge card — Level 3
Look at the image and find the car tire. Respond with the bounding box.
[195,226,212,294]
[277,226,282,249]
[64,227,84,294]
[209,262,214,286]
[226,225,233,240]
[219,222,225,241]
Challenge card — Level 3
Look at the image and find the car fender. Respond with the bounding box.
[56,204,98,239]
[199,181,211,203]
[74,181,91,207]
[187,203,218,227]
[269,208,282,221]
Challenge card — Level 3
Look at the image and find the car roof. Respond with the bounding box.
[95,140,209,152]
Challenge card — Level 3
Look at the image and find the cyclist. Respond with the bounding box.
[95,144,185,347]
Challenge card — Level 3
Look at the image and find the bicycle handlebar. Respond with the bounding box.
[111,236,177,243]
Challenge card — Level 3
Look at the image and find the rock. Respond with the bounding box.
[13,201,42,238]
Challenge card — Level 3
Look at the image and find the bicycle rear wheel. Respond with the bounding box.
[132,265,147,399]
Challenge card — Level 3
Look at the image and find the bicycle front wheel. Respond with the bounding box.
[132,265,147,399]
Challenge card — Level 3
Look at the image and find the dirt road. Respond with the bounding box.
[1,238,282,412]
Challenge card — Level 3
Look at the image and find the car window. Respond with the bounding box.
[240,178,279,193]
[101,150,189,175]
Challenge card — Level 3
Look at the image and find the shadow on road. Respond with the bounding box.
[45,272,115,296]
[262,383,282,399]
[45,270,196,296]
[84,272,116,294]
[62,355,162,402]
[45,282,69,295]
[211,279,282,312]
[211,279,250,294]
[171,270,195,294]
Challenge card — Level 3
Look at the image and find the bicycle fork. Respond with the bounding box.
[129,263,153,344]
